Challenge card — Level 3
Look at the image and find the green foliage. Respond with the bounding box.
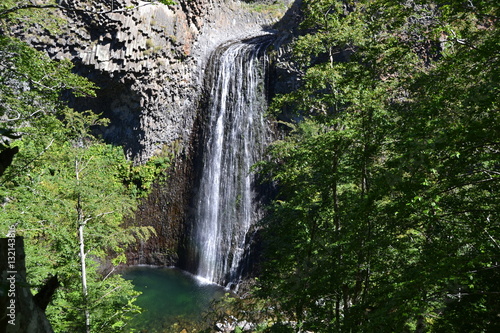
[200,291,277,333]
[0,6,162,330]
[254,0,500,331]
[0,0,58,22]
[122,151,171,198]
[243,1,288,18]
[0,122,155,331]
[0,34,96,162]
[46,265,142,333]
[147,0,176,6]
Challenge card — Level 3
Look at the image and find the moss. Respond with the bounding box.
[145,38,155,49]
[243,1,288,19]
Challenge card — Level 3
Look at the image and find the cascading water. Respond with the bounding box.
[189,35,274,287]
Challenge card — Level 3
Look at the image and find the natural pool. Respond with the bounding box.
[122,266,226,332]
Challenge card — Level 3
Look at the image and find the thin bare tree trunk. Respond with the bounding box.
[78,218,90,333]
[76,158,90,333]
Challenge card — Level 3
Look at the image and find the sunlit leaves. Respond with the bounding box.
[0,35,96,138]
[0,133,153,331]
[258,0,500,331]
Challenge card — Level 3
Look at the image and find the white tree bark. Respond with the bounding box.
[78,219,90,333]
[76,158,91,333]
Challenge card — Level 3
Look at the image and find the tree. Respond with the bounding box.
[0,3,165,330]
[253,0,500,331]
[0,107,161,331]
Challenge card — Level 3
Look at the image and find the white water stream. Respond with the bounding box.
[191,36,273,286]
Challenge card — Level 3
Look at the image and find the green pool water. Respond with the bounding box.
[122,266,226,332]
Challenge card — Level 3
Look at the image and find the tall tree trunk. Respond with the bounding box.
[76,158,90,333]
[78,219,90,333]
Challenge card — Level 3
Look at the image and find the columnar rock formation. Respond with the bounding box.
[10,0,291,162]
[9,0,300,267]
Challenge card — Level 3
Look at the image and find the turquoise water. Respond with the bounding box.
[122,266,226,332]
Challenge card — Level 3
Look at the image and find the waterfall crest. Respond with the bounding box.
[190,36,274,286]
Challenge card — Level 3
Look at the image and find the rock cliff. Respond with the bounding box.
[9,0,300,267]
[118,0,299,266]
[11,0,294,162]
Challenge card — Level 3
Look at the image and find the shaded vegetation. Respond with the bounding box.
[255,0,500,331]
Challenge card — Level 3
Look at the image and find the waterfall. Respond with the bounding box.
[190,35,274,286]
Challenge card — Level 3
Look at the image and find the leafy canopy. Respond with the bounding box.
[250,0,500,332]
